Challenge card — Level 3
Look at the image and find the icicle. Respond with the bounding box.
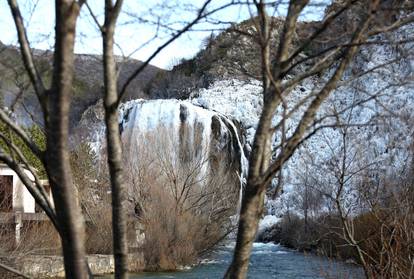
[217,115,248,213]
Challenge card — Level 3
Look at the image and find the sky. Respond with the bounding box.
[0,1,328,69]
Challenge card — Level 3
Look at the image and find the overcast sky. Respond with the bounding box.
[0,1,328,69]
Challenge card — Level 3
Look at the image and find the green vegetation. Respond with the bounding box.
[70,142,97,188]
[0,122,46,178]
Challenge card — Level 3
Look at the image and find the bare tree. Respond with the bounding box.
[84,1,233,277]
[1,0,89,277]
[314,119,414,278]
[124,127,239,270]
[101,1,128,278]
[1,1,243,277]
[321,122,374,278]
[225,0,414,277]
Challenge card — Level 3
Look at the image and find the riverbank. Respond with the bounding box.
[257,215,365,266]
[1,253,145,278]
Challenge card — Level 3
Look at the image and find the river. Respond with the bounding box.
[126,242,364,279]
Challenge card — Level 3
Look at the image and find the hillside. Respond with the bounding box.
[145,0,407,100]
[0,41,163,129]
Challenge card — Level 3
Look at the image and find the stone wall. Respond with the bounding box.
[19,253,144,278]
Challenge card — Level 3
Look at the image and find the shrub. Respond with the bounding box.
[0,220,61,258]
[125,127,239,270]
[69,143,114,255]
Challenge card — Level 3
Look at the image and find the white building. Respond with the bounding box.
[0,163,53,213]
[0,163,53,243]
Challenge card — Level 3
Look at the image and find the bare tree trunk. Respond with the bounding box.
[102,1,128,278]
[46,1,87,278]
[104,81,129,279]
[6,0,87,277]
[224,102,276,278]
[224,182,266,278]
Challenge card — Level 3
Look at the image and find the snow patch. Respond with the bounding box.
[258,215,281,234]
[252,242,280,249]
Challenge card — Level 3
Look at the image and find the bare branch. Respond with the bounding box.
[284,0,358,68]
[273,0,309,75]
[118,0,218,102]
[0,132,53,213]
[84,1,103,33]
[0,149,58,230]
[263,1,378,186]
[0,262,31,279]
[7,0,47,116]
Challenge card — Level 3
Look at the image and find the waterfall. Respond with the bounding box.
[118,99,248,204]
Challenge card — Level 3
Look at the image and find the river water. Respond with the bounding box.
[128,242,364,279]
